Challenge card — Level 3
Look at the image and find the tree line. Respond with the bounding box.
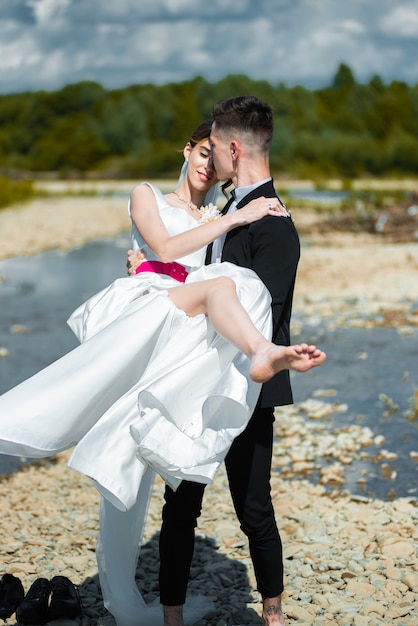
[0,64,417,179]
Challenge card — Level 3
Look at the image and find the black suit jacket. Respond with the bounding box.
[206,179,300,408]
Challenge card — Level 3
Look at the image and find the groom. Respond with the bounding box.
[160,96,300,626]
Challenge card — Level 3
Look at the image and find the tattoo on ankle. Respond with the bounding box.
[265,605,279,615]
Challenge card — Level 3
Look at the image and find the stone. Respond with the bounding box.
[385,566,403,580]
[380,539,414,557]
[385,604,415,619]
[402,572,418,591]
[286,605,317,620]
[345,580,376,596]
[352,615,371,625]
[362,602,386,617]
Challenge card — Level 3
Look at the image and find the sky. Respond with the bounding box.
[1,0,417,95]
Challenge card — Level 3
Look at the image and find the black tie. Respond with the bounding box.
[205,194,233,264]
[221,192,235,216]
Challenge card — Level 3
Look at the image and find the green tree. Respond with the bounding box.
[0,72,417,178]
[332,63,356,90]
[31,115,108,172]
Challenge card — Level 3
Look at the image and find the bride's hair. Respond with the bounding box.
[186,120,233,200]
[188,120,213,147]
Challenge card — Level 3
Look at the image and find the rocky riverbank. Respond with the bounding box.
[1,450,416,625]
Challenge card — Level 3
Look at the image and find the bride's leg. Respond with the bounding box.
[168,277,326,382]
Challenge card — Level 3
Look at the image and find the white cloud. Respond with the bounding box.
[378,5,418,38]
[96,23,127,36]
[0,37,41,71]
[339,19,365,35]
[0,0,416,93]
[26,0,71,26]
[61,0,247,22]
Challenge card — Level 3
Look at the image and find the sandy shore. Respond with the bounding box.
[0,195,417,624]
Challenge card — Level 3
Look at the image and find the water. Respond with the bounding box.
[287,189,349,204]
[289,318,417,500]
[0,235,130,473]
[0,235,417,500]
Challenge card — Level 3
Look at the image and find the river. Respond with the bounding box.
[0,235,417,500]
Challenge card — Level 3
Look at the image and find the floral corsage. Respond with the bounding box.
[198,203,222,223]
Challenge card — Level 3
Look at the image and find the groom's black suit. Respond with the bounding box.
[160,179,300,604]
[218,178,300,406]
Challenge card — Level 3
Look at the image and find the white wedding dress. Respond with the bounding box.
[0,183,273,625]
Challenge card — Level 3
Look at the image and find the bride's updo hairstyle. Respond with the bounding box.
[188,120,213,147]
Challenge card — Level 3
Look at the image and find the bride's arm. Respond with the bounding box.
[129,183,284,264]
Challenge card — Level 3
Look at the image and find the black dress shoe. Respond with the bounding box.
[15,578,50,625]
[0,573,25,620]
[47,576,82,620]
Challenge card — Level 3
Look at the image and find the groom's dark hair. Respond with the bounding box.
[211,95,273,153]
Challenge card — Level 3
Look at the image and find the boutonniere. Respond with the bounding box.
[198,203,222,223]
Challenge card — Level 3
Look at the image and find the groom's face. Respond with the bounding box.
[210,124,234,180]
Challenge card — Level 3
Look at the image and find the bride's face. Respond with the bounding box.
[184,139,218,192]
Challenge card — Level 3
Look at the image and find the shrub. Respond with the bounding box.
[0,177,35,209]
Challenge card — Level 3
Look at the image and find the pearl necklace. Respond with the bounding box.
[173,190,198,212]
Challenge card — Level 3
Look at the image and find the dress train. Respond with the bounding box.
[97,472,214,626]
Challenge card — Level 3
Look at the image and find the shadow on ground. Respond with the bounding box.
[78,534,262,625]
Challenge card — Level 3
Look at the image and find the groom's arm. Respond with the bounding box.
[249,216,300,339]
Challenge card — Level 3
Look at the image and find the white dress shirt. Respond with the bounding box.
[210,178,272,263]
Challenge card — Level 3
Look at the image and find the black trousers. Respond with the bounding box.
[159,405,283,605]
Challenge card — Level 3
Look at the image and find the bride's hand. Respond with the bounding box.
[232,197,291,225]
[127,249,147,275]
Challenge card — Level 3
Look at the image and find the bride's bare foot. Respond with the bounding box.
[250,343,326,383]
[262,595,285,625]
[163,605,184,626]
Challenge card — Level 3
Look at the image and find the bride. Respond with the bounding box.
[0,120,325,625]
